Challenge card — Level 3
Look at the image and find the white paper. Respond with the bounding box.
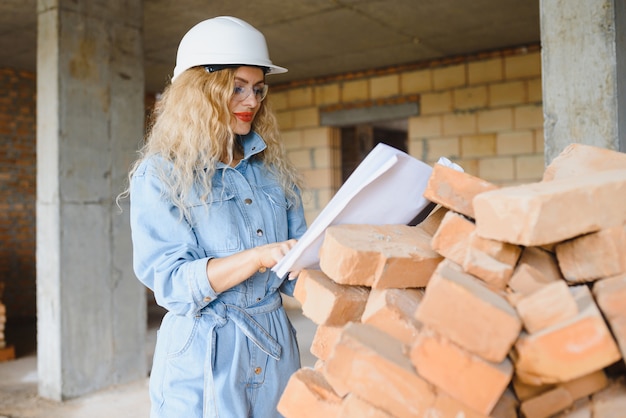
[273,143,434,278]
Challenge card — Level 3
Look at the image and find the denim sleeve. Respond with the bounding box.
[279,188,307,297]
[130,166,218,316]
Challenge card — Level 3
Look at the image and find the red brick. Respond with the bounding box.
[423,163,499,219]
[462,231,522,290]
[489,388,519,418]
[424,392,489,418]
[415,260,521,362]
[416,205,448,236]
[474,169,626,246]
[310,325,342,361]
[556,224,626,283]
[515,280,578,333]
[513,285,621,385]
[593,274,626,365]
[508,246,564,296]
[520,386,572,418]
[543,143,626,182]
[360,288,424,345]
[277,367,342,418]
[410,328,513,415]
[431,211,475,266]
[319,224,442,288]
[325,322,436,418]
[294,269,369,326]
[338,393,394,418]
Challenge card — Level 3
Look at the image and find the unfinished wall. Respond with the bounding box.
[0,68,36,318]
[271,46,544,224]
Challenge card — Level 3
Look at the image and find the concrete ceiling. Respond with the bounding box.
[1,0,540,93]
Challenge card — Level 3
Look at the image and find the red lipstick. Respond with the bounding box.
[234,112,254,122]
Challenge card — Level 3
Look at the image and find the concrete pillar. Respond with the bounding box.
[36,0,146,400]
[541,0,626,163]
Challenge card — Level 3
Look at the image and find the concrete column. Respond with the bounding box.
[540,0,626,163]
[36,0,146,400]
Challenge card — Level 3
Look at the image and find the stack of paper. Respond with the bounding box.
[273,143,443,278]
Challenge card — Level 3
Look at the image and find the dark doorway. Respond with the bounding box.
[340,123,407,182]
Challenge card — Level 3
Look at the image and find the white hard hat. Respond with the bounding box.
[172,16,287,81]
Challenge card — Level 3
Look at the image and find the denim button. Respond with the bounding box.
[254,367,262,375]
[256,229,263,236]
[244,198,252,205]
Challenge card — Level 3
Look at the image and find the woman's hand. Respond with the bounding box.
[206,239,298,293]
[256,239,297,269]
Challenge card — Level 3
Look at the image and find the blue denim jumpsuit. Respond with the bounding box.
[129,132,307,417]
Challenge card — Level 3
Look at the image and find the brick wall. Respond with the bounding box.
[0,68,36,318]
[270,45,544,224]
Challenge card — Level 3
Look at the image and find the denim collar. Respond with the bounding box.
[215,131,267,169]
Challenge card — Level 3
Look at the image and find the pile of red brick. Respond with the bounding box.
[277,144,626,418]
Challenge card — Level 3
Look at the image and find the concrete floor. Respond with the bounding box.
[0,303,317,418]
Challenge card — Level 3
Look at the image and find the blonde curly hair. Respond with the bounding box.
[119,66,303,220]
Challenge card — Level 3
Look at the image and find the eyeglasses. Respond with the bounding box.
[233,83,268,102]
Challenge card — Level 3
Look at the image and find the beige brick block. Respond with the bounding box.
[461,133,497,158]
[425,393,491,418]
[342,79,368,102]
[477,108,514,133]
[515,154,545,181]
[370,74,399,98]
[312,147,335,169]
[431,211,475,266]
[421,91,453,115]
[319,224,443,289]
[442,112,477,136]
[288,148,312,169]
[433,64,466,90]
[477,156,515,182]
[401,68,432,93]
[281,129,303,149]
[543,143,626,182]
[339,394,394,418]
[497,131,535,155]
[423,162,499,219]
[302,126,334,148]
[489,81,526,107]
[277,367,342,418]
[528,78,542,103]
[462,231,522,290]
[293,107,320,128]
[556,224,626,283]
[325,322,437,418]
[514,104,543,129]
[310,325,342,361]
[269,90,289,110]
[534,128,545,152]
[504,52,542,80]
[508,247,563,296]
[515,280,578,333]
[453,85,488,110]
[468,58,503,85]
[409,114,443,138]
[474,169,626,246]
[415,260,522,362]
[410,328,513,415]
[288,86,314,108]
[294,269,369,326]
[301,167,335,189]
[315,83,340,106]
[424,136,460,161]
[361,288,424,345]
[276,109,295,130]
[513,285,621,385]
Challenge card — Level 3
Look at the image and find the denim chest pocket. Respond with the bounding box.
[260,186,289,241]
[187,190,241,254]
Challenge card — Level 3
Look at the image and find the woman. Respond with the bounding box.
[125,16,307,417]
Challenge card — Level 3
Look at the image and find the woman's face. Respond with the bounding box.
[229,66,267,135]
